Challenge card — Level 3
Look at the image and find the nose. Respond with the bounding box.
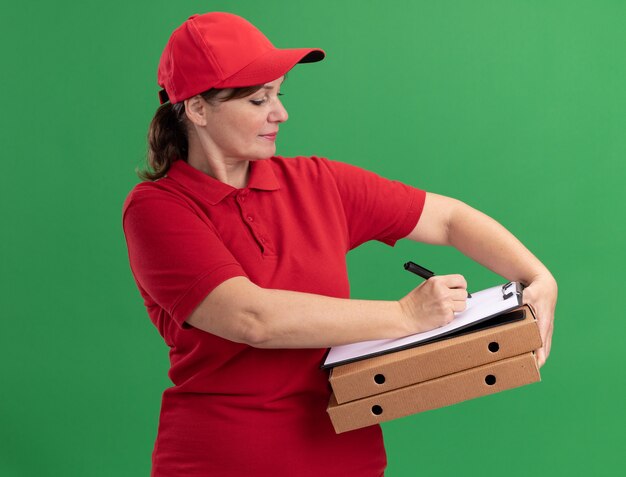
[268,97,288,123]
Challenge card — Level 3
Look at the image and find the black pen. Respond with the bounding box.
[403,261,472,298]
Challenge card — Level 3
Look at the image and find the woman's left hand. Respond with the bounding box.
[408,193,558,367]
[522,274,558,368]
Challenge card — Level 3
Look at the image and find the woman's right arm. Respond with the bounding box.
[124,187,466,349]
[186,274,468,348]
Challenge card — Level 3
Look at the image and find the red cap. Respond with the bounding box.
[157,12,325,104]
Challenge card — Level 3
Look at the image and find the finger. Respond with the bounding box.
[439,274,467,290]
[544,330,553,360]
[536,322,551,367]
[523,300,537,317]
[442,309,456,324]
[536,313,553,345]
[536,347,546,368]
[452,299,467,313]
[449,288,469,302]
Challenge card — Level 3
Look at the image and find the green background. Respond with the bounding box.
[2,0,624,475]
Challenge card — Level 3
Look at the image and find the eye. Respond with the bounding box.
[250,92,283,106]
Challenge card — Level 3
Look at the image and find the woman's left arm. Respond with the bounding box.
[406,192,557,367]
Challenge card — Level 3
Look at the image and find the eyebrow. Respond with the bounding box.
[262,78,286,90]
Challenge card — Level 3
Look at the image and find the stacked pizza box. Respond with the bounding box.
[326,305,542,433]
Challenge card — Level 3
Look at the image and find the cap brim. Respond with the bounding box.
[297,49,325,63]
[214,47,325,88]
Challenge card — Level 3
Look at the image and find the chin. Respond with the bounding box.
[250,146,276,160]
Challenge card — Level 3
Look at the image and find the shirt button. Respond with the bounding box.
[260,238,266,244]
[247,216,254,222]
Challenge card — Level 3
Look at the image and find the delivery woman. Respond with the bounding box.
[122,12,557,477]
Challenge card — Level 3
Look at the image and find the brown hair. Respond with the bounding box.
[138,85,264,181]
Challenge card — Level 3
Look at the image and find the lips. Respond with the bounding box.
[260,131,278,141]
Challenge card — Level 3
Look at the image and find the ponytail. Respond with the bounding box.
[138,102,188,181]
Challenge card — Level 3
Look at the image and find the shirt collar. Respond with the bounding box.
[166,159,280,205]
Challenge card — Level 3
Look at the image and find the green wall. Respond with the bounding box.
[2,0,624,475]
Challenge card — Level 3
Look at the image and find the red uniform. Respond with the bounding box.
[122,156,425,476]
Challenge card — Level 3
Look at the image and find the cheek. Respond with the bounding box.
[240,112,267,135]
[211,117,248,145]
[209,105,269,148]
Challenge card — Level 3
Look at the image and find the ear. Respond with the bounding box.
[184,96,208,127]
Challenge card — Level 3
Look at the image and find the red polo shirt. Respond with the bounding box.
[122,156,425,477]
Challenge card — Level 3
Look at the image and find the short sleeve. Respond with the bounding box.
[324,159,426,249]
[122,186,247,327]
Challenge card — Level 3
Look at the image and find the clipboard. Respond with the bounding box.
[322,282,524,369]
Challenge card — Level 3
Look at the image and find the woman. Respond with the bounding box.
[123,12,557,477]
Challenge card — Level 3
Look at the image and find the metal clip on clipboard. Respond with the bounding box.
[502,281,523,301]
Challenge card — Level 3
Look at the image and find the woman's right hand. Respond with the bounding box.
[398,275,468,334]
